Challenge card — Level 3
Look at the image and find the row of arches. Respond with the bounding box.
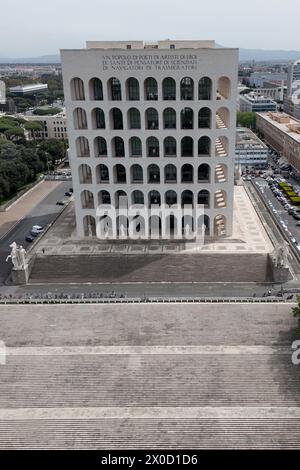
[78,163,228,185]
[82,213,227,238]
[73,106,230,130]
[81,188,227,210]
[76,135,229,158]
[71,76,231,102]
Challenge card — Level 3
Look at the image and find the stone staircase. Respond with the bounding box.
[29,252,272,283]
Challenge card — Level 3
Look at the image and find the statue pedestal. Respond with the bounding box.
[272,265,290,283]
[11,264,29,285]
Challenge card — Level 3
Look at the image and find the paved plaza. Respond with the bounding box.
[0,302,299,448]
[35,186,273,255]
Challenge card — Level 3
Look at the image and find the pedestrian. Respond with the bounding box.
[42,248,45,254]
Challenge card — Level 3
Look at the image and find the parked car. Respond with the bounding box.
[56,201,65,206]
[69,188,73,193]
[292,214,300,221]
[65,192,72,197]
[25,236,34,243]
[31,225,43,232]
[296,221,300,227]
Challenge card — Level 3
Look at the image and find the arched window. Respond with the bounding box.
[76,136,90,157]
[71,77,85,100]
[83,215,96,237]
[217,76,231,99]
[180,77,194,100]
[149,190,161,206]
[165,190,177,206]
[198,137,211,156]
[181,137,193,157]
[131,164,143,183]
[92,108,105,129]
[110,108,123,129]
[79,164,92,184]
[115,190,127,208]
[164,164,177,183]
[126,77,140,100]
[96,164,109,183]
[144,77,158,100]
[198,108,211,128]
[114,164,126,183]
[98,190,111,205]
[215,136,229,157]
[73,108,87,129]
[216,107,230,129]
[198,190,210,208]
[89,78,103,100]
[146,108,159,129]
[148,164,160,183]
[214,214,227,237]
[181,164,193,183]
[147,137,159,157]
[214,189,227,209]
[215,164,227,183]
[198,77,212,100]
[94,137,107,157]
[128,108,141,129]
[197,214,210,236]
[162,77,176,100]
[112,137,125,157]
[198,164,210,182]
[181,107,193,129]
[129,137,142,157]
[181,190,193,207]
[132,190,144,205]
[108,77,122,100]
[81,190,94,209]
[164,137,176,157]
[163,108,176,129]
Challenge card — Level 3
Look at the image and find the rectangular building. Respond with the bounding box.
[61,40,238,238]
[239,93,277,113]
[235,127,268,171]
[256,112,300,172]
[25,111,67,140]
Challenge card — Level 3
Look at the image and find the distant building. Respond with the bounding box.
[235,127,268,171]
[9,83,48,95]
[284,59,300,119]
[256,112,300,172]
[248,72,287,88]
[239,93,277,113]
[25,110,67,140]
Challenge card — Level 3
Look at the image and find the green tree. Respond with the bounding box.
[237,111,256,129]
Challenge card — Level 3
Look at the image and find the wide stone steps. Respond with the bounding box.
[0,418,300,449]
[1,355,299,408]
[29,253,271,283]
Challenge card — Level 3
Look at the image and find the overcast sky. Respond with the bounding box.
[1,0,300,57]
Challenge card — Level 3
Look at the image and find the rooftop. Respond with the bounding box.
[257,112,300,143]
[85,40,216,50]
[236,127,267,150]
[240,92,276,104]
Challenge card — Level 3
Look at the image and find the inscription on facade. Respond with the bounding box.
[102,54,198,72]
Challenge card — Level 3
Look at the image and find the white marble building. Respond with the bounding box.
[61,40,238,238]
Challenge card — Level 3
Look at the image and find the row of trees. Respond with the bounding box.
[0,122,67,202]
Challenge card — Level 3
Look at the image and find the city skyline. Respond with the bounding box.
[1,0,300,57]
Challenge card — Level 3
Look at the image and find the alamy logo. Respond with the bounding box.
[94,197,208,241]
[291,340,300,365]
[0,80,6,104]
[0,340,6,365]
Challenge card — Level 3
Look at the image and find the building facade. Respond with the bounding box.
[61,40,238,238]
[25,111,67,140]
[284,59,300,119]
[239,93,277,113]
[256,112,300,172]
[235,127,268,171]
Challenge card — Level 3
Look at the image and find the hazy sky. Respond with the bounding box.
[1,0,300,57]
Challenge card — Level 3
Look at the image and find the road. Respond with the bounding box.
[0,181,71,283]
